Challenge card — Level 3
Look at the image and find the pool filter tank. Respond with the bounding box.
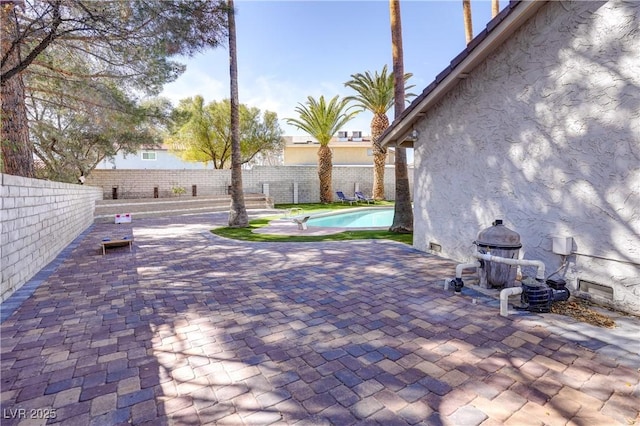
[475,220,522,289]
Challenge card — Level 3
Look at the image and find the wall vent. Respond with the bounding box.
[578,279,613,300]
[429,242,442,253]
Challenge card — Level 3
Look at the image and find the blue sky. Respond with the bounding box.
[161,0,498,136]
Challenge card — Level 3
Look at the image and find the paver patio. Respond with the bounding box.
[1,213,638,425]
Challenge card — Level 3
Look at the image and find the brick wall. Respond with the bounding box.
[86,165,413,204]
[0,174,102,302]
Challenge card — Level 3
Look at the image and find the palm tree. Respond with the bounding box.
[286,95,359,203]
[463,0,473,44]
[492,0,500,18]
[227,0,248,227]
[389,0,413,233]
[344,65,413,200]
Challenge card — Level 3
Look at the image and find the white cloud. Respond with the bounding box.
[161,68,226,106]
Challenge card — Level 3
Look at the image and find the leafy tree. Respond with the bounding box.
[1,0,229,177]
[167,97,284,170]
[389,0,413,233]
[227,0,248,228]
[24,44,171,182]
[286,95,359,204]
[344,65,414,200]
[28,86,170,183]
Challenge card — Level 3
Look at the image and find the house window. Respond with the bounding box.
[352,131,362,139]
[338,131,348,138]
[142,151,157,161]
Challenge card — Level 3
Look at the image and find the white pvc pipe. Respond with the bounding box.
[500,287,523,316]
[473,250,546,280]
[444,261,481,290]
[456,261,481,279]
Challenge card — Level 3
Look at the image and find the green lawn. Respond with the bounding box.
[211,202,413,245]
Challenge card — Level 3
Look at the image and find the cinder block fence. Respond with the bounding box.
[86,165,412,204]
[1,174,102,302]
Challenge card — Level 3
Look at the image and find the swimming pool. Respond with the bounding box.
[306,208,394,228]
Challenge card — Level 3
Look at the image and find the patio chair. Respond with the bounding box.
[336,191,356,205]
[355,191,374,204]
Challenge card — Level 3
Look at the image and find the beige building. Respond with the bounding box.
[283,132,395,166]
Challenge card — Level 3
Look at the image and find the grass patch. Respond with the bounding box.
[211,202,412,245]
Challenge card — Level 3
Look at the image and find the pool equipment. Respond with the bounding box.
[446,219,569,316]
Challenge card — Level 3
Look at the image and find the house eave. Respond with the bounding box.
[380,0,548,148]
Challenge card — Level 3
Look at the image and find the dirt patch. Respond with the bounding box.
[551,299,616,328]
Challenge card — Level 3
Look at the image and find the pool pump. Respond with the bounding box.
[518,278,570,313]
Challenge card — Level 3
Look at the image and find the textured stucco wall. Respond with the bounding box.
[412,1,639,314]
[86,165,411,204]
[0,174,102,302]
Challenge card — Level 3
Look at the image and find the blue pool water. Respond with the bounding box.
[307,208,394,228]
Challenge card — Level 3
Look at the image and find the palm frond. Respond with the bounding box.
[344,65,415,114]
[285,95,359,145]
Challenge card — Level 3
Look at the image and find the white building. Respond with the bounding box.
[380,1,640,314]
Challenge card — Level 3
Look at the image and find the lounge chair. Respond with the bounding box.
[336,191,356,204]
[355,191,374,204]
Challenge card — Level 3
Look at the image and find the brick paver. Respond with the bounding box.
[1,213,638,425]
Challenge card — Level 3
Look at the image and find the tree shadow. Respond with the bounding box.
[412,0,639,313]
[1,211,637,424]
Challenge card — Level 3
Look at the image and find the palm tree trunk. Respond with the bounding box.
[389,0,413,233]
[227,0,248,227]
[463,0,473,45]
[371,113,388,200]
[317,145,333,203]
[491,0,500,18]
[372,147,387,200]
[1,3,34,178]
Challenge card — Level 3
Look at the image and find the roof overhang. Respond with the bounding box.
[379,0,547,148]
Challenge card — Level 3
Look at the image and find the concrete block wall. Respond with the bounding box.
[86,169,233,199]
[1,174,102,302]
[87,165,412,204]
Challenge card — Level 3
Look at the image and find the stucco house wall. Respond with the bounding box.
[411,1,639,313]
